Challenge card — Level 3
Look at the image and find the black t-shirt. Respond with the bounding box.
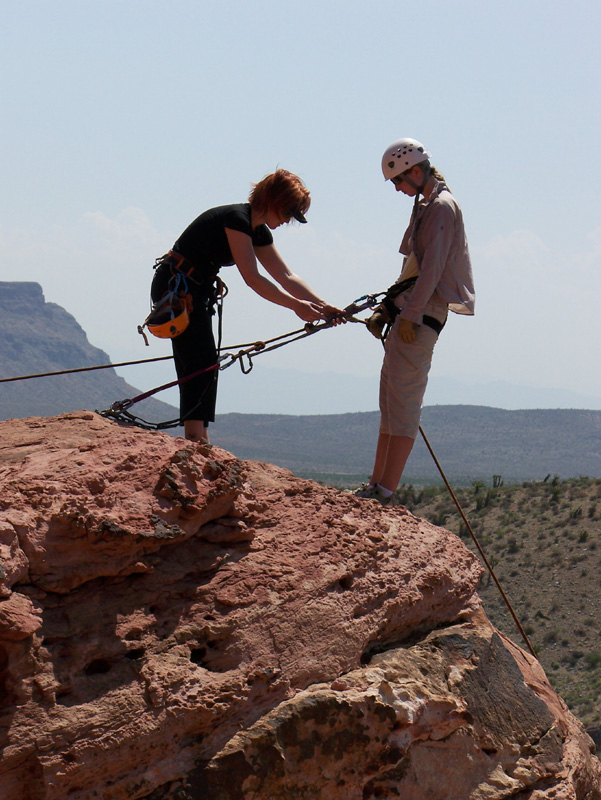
[173,203,273,275]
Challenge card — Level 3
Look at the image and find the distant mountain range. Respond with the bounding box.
[0,281,178,424]
[2,280,601,485]
[210,407,601,484]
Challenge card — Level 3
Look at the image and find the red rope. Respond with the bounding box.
[121,361,220,406]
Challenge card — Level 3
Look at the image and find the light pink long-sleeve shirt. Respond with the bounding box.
[397,180,475,326]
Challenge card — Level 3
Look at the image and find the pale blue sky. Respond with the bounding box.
[2,0,601,413]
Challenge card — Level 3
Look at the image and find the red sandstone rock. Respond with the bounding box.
[0,412,598,799]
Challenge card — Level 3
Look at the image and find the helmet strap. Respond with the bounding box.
[403,163,431,220]
[401,163,431,195]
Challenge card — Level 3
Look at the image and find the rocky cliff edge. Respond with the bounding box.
[0,412,599,799]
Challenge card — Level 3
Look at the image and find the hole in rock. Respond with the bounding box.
[189,643,241,673]
[125,648,146,661]
[84,659,112,676]
[360,650,372,666]
[190,647,207,664]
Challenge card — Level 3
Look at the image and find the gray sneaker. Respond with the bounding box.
[354,484,398,507]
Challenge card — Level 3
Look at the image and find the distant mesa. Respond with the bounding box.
[0,280,178,425]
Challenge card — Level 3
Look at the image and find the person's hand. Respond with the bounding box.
[319,303,347,326]
[398,318,417,343]
[294,300,324,323]
[366,309,390,339]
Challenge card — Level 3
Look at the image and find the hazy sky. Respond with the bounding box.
[2,0,601,415]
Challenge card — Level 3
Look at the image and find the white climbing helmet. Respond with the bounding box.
[381,138,431,181]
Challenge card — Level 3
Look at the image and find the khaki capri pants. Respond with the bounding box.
[378,317,440,439]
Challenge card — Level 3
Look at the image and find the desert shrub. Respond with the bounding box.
[585,653,601,669]
[396,484,418,508]
[429,511,449,527]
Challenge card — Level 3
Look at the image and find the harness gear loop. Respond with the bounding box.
[214,275,228,300]
[137,325,150,347]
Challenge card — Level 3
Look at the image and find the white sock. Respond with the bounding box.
[376,483,393,498]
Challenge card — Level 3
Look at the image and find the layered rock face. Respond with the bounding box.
[0,412,599,799]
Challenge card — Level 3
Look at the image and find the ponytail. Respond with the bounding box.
[428,164,449,189]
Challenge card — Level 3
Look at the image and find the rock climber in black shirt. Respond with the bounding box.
[151,169,342,443]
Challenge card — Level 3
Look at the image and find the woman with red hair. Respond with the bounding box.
[151,169,341,443]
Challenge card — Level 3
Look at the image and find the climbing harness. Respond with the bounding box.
[138,252,197,344]
[366,275,446,342]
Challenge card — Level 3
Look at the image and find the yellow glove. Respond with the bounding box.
[398,318,418,343]
[366,308,390,339]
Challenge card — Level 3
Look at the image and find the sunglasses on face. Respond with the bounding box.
[391,171,411,187]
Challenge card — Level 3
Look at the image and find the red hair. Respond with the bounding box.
[249,169,311,218]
